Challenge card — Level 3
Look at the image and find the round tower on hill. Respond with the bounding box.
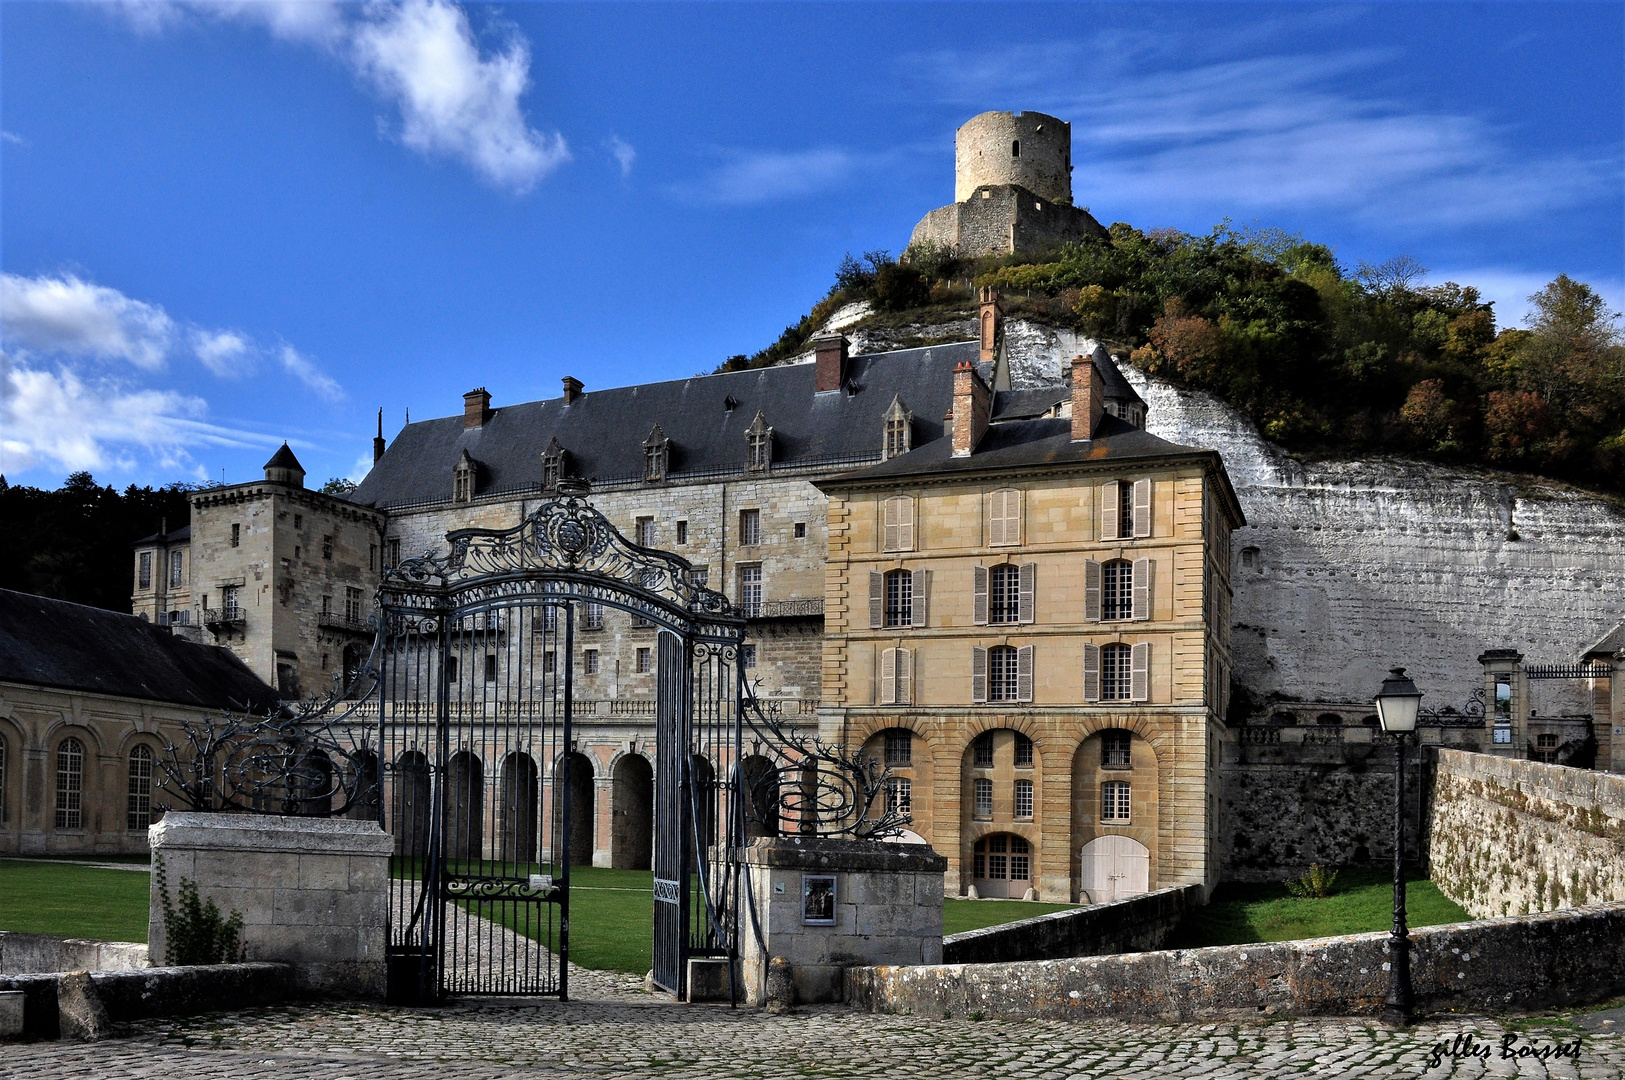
[955,111,1072,205]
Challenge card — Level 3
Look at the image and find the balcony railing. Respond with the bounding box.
[202,605,244,630]
[748,598,824,619]
[318,612,371,635]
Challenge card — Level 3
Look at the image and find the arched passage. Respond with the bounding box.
[445,751,483,862]
[499,752,539,866]
[689,755,716,854]
[392,750,431,857]
[611,754,654,869]
[1080,835,1150,903]
[739,755,778,840]
[555,752,595,867]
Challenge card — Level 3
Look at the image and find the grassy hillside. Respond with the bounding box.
[725,228,1625,495]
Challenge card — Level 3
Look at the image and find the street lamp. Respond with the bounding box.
[1374,667,1422,1026]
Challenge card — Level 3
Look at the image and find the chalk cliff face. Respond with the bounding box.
[1003,320,1625,713]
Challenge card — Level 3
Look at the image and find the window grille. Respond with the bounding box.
[973,777,993,817]
[1102,780,1131,822]
[742,644,757,669]
[230,523,240,548]
[127,746,153,831]
[56,738,84,830]
[1014,733,1033,767]
[676,520,688,545]
[739,566,762,617]
[1101,644,1133,701]
[584,649,599,674]
[988,645,1020,701]
[884,730,912,766]
[1102,730,1132,767]
[885,777,911,816]
[972,733,994,766]
[1102,560,1133,620]
[636,647,652,674]
[884,569,913,627]
[221,586,241,621]
[1117,481,1135,539]
[1014,779,1033,819]
[740,509,761,546]
[989,565,1021,624]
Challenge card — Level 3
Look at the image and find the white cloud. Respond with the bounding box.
[350,0,569,193]
[278,344,344,402]
[0,353,275,476]
[606,135,636,178]
[190,328,255,376]
[0,273,176,370]
[1,131,27,147]
[675,148,865,206]
[345,449,376,485]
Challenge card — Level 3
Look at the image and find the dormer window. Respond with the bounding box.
[882,396,913,460]
[541,437,566,491]
[643,424,670,483]
[746,411,773,472]
[453,450,478,504]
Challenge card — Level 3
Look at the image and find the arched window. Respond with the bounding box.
[883,569,913,627]
[1101,644,1133,701]
[1101,559,1133,620]
[127,745,154,831]
[56,738,84,830]
[1014,732,1033,766]
[1010,139,1020,158]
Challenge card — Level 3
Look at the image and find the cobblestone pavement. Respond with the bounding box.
[5,995,1622,1080]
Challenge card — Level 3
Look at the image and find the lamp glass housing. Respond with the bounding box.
[1375,667,1422,733]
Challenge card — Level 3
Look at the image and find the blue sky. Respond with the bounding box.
[3,1,1621,490]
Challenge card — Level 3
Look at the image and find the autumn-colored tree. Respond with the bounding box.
[1484,390,1551,464]
[1400,379,1465,452]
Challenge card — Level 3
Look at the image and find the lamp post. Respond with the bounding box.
[1374,667,1422,1026]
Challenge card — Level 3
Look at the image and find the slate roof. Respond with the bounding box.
[0,590,280,712]
[352,342,987,509]
[264,443,304,471]
[1585,622,1625,660]
[132,524,191,547]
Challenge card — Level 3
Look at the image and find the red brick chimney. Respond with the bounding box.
[1070,355,1105,441]
[562,376,583,404]
[951,361,991,457]
[978,286,1003,367]
[814,334,849,393]
[464,387,492,429]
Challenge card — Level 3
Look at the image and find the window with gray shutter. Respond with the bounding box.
[1018,562,1036,624]
[869,571,884,629]
[989,489,1021,546]
[897,647,913,705]
[1131,641,1150,701]
[1100,481,1120,541]
[1016,644,1034,703]
[1082,643,1101,701]
[971,646,988,703]
[1084,559,1102,622]
[973,565,990,625]
[1132,557,1152,621]
[910,569,930,628]
[883,496,915,552]
[1133,478,1153,538]
[879,648,897,705]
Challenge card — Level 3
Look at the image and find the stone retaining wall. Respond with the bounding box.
[1428,748,1625,918]
[943,885,1200,965]
[0,933,148,975]
[0,962,293,1040]
[849,901,1625,1021]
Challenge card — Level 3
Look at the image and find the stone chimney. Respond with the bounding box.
[978,286,1003,367]
[1070,355,1105,441]
[373,408,386,464]
[562,376,583,404]
[463,387,492,429]
[813,334,849,393]
[951,361,991,457]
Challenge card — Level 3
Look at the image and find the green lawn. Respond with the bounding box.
[1167,868,1471,948]
[0,859,151,943]
[944,898,1080,935]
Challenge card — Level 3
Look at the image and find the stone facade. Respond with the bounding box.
[1428,748,1625,918]
[954,111,1074,205]
[910,185,1108,261]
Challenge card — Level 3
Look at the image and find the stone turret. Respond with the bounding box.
[263,443,305,488]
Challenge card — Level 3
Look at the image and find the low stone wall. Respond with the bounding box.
[149,813,392,998]
[741,837,945,1006]
[0,933,148,975]
[943,886,1201,965]
[1428,748,1625,918]
[849,901,1625,1021]
[0,962,293,1040]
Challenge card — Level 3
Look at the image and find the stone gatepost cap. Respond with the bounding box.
[149,813,394,856]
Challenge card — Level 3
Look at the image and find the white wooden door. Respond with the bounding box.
[1080,835,1150,903]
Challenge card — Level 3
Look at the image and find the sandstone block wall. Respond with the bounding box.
[1428,748,1625,918]
[148,813,392,997]
[942,883,1200,964]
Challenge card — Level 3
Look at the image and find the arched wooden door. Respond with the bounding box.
[1079,835,1149,904]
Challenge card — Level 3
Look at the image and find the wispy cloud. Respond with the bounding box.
[113,0,569,194]
[1,130,28,147]
[190,327,254,377]
[278,344,344,402]
[904,36,1618,230]
[673,147,870,207]
[606,135,636,179]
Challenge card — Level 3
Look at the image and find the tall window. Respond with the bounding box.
[56,738,84,830]
[746,412,773,471]
[583,602,604,630]
[989,564,1021,624]
[988,489,1022,546]
[676,520,689,545]
[0,733,8,825]
[1102,730,1132,768]
[884,730,912,766]
[885,777,911,816]
[972,733,994,766]
[884,569,913,627]
[739,566,762,617]
[636,516,656,546]
[1494,677,1512,719]
[742,644,758,669]
[138,552,153,589]
[973,777,993,817]
[446,655,459,683]
[1101,644,1133,701]
[885,415,909,458]
[221,585,241,619]
[322,535,334,560]
[1014,779,1034,820]
[636,647,652,673]
[643,424,669,482]
[542,440,564,490]
[1116,481,1135,539]
[386,539,400,568]
[484,655,498,683]
[345,587,363,623]
[1102,781,1131,823]
[739,508,761,546]
[882,496,915,552]
[1102,560,1133,620]
[988,645,1020,701]
[230,523,241,548]
[584,649,599,674]
[127,746,153,831]
[690,567,709,589]
[321,595,333,617]
[166,550,182,586]
[1014,733,1033,767]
